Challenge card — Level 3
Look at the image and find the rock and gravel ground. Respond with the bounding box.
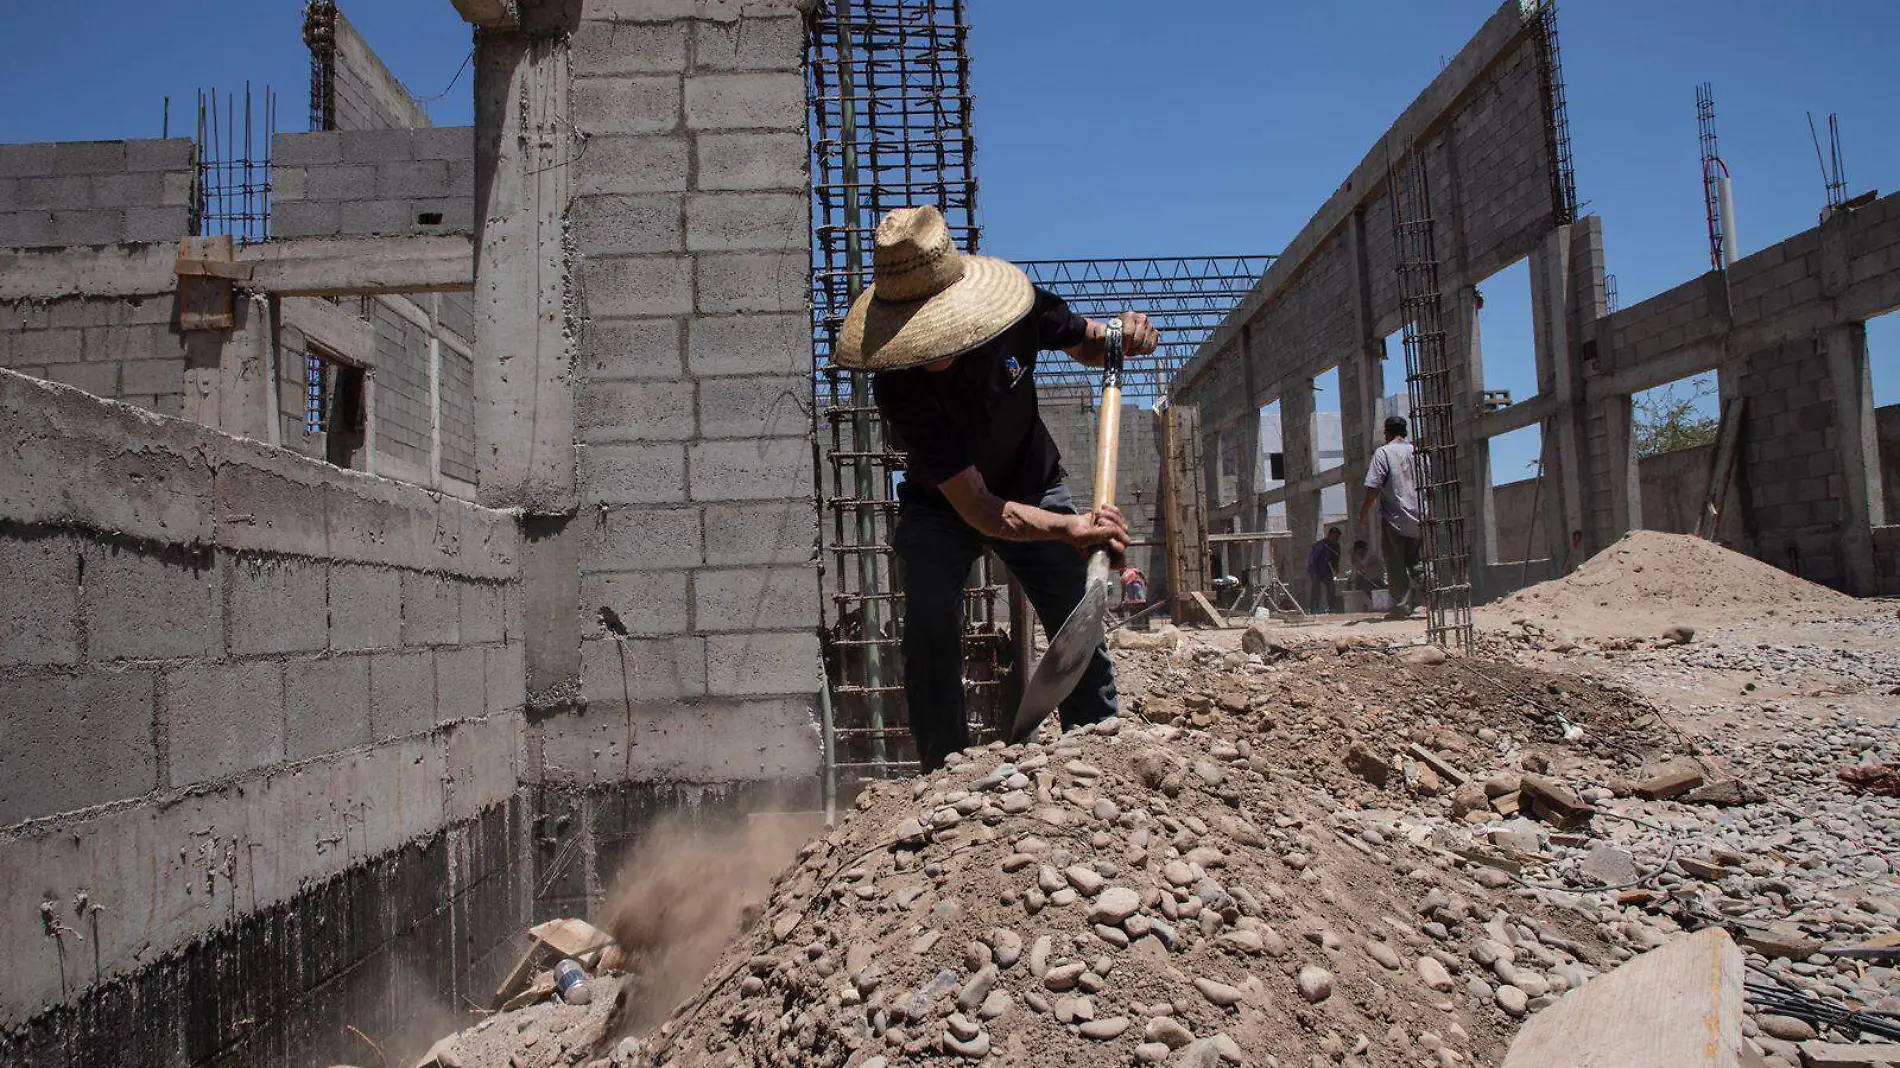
[422,535,1900,1068]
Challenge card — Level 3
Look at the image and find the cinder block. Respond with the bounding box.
[0,143,58,178]
[87,172,167,208]
[0,665,156,825]
[579,316,684,380]
[369,648,435,741]
[581,570,690,637]
[579,441,689,504]
[572,20,689,76]
[576,135,690,196]
[583,505,703,571]
[401,571,461,647]
[408,125,473,162]
[44,359,119,396]
[571,193,683,255]
[125,138,195,172]
[702,499,817,566]
[0,211,56,247]
[284,654,371,760]
[685,192,805,251]
[272,199,341,237]
[54,140,127,173]
[694,131,806,191]
[573,76,683,137]
[691,17,803,72]
[0,534,80,665]
[12,328,83,365]
[693,252,807,313]
[304,163,378,202]
[0,179,16,212]
[485,640,527,714]
[443,709,522,822]
[688,438,813,502]
[273,131,342,167]
[410,196,474,231]
[17,176,77,210]
[683,73,805,130]
[50,209,122,246]
[329,562,403,652]
[118,357,184,396]
[577,378,696,442]
[340,127,418,164]
[703,630,821,696]
[339,199,416,235]
[228,556,328,655]
[580,633,705,704]
[82,544,222,661]
[460,582,507,644]
[377,160,451,200]
[696,374,810,438]
[435,643,488,724]
[692,567,817,632]
[582,255,693,317]
[165,660,285,786]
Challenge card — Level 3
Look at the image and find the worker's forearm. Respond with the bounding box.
[955,493,1076,542]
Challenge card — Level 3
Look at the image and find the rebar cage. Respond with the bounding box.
[809,0,1010,793]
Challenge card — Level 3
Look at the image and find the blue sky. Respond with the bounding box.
[3,0,1895,482]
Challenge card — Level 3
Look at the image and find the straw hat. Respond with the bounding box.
[832,205,1034,372]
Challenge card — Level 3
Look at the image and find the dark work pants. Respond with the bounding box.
[893,482,1119,772]
[1382,525,1424,614]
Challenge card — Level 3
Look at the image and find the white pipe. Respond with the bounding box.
[1716,175,1740,266]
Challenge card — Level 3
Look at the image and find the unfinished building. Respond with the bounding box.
[2,1,1895,1066]
[1172,3,1900,600]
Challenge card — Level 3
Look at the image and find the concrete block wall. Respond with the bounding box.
[0,367,529,1042]
[0,138,195,248]
[0,292,187,415]
[554,0,821,785]
[272,127,476,237]
[1040,390,1169,592]
[1174,2,1556,595]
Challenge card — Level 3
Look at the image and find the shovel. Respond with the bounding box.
[1007,319,1125,744]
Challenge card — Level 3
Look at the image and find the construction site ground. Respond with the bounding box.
[418,534,1900,1068]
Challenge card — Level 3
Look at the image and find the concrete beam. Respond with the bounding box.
[0,242,175,299]
[235,234,474,296]
[1474,394,1554,439]
[451,0,520,28]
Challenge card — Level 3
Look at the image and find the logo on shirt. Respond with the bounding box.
[1003,355,1025,388]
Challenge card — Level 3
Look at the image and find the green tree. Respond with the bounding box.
[1633,378,1720,457]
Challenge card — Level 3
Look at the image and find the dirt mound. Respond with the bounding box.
[1484,530,1863,638]
[621,649,1633,1068]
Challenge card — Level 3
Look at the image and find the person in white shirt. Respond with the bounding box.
[1358,416,1425,619]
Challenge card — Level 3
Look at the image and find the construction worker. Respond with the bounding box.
[831,206,1159,772]
[1359,415,1425,619]
[1304,526,1342,613]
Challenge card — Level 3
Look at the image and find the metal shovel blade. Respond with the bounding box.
[1007,551,1113,744]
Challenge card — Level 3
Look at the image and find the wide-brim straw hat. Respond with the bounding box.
[833,205,1034,372]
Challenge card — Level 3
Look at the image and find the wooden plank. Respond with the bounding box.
[1189,592,1226,628]
[1501,928,1745,1068]
[1406,743,1468,787]
[1696,396,1746,541]
[235,234,474,296]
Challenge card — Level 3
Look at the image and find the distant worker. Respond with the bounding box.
[1346,538,1384,594]
[1359,415,1424,620]
[1120,564,1149,630]
[1305,526,1343,613]
[834,206,1159,773]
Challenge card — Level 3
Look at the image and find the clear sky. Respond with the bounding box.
[2,0,1895,481]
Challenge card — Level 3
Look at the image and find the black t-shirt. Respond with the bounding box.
[872,287,1089,504]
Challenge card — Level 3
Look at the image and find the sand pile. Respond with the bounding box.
[1484,530,1863,639]
[616,648,1636,1068]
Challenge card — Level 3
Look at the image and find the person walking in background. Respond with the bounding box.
[1304,526,1342,613]
[1359,416,1424,620]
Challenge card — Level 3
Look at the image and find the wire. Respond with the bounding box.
[414,49,474,104]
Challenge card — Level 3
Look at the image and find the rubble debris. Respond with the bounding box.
[1838,764,1900,798]
[1633,758,1705,800]
[1794,1040,1900,1067]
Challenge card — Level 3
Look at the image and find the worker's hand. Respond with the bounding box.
[1063,504,1129,555]
[1117,311,1160,356]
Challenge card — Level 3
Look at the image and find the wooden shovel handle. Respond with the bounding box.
[1092,318,1124,515]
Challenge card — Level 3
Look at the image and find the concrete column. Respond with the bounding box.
[1605,393,1639,536]
[181,292,274,442]
[472,25,576,513]
[1282,381,1319,545]
[1532,225,1581,563]
[1823,321,1880,592]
